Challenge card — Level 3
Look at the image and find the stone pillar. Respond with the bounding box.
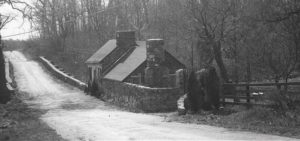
[144,39,167,87]
[146,39,165,66]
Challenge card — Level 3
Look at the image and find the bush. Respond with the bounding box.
[228,106,300,128]
[0,90,10,104]
[266,90,297,111]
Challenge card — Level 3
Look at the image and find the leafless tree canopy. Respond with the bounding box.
[0,0,33,30]
[3,0,299,83]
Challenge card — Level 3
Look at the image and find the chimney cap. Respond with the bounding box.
[147,39,164,46]
[147,38,164,41]
[117,30,135,33]
[116,31,135,38]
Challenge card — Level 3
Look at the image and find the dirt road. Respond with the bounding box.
[5,51,297,141]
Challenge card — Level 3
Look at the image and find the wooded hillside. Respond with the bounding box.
[12,0,300,83]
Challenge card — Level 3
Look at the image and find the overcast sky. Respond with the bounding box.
[0,3,35,40]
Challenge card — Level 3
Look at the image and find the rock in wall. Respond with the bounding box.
[100,78,183,112]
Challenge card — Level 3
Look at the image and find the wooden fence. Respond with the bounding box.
[222,81,300,106]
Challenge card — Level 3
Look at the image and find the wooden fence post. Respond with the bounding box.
[234,86,238,102]
[246,85,250,103]
[221,84,225,107]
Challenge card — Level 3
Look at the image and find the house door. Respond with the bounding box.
[88,67,92,81]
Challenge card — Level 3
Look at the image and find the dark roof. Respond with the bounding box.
[86,39,185,82]
[85,40,117,64]
[104,41,146,81]
[164,50,186,68]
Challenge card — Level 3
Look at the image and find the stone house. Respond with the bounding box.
[85,31,185,87]
[85,31,185,112]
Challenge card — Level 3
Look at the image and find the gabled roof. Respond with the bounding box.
[104,41,146,81]
[85,40,117,64]
[86,38,185,82]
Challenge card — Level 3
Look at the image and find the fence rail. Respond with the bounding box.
[222,81,300,105]
[224,82,300,87]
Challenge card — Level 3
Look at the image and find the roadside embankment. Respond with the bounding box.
[0,54,15,104]
[1,52,66,141]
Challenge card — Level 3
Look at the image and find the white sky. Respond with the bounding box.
[0,2,36,40]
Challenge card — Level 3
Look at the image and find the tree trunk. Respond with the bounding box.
[0,39,10,104]
[212,41,229,83]
[0,44,6,87]
[246,58,251,83]
[284,76,288,92]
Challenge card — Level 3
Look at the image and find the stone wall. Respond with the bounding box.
[100,78,183,112]
[5,58,14,92]
[39,56,87,90]
[39,56,184,112]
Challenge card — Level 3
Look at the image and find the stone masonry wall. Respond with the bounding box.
[100,78,183,112]
[39,56,87,90]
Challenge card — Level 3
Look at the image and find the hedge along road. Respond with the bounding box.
[5,51,297,141]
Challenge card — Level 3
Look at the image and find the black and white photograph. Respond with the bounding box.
[0,0,300,140]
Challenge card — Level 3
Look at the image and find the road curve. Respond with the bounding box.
[5,51,297,141]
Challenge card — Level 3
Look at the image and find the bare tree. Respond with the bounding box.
[261,0,300,86]
[186,0,238,82]
[0,14,15,30]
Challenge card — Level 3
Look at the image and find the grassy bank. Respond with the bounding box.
[0,94,66,141]
[163,105,300,139]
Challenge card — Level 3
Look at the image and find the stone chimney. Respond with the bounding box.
[146,39,165,67]
[116,31,136,48]
[144,39,168,87]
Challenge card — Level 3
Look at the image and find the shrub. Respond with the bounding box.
[266,90,297,111]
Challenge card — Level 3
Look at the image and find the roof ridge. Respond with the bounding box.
[85,39,117,64]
